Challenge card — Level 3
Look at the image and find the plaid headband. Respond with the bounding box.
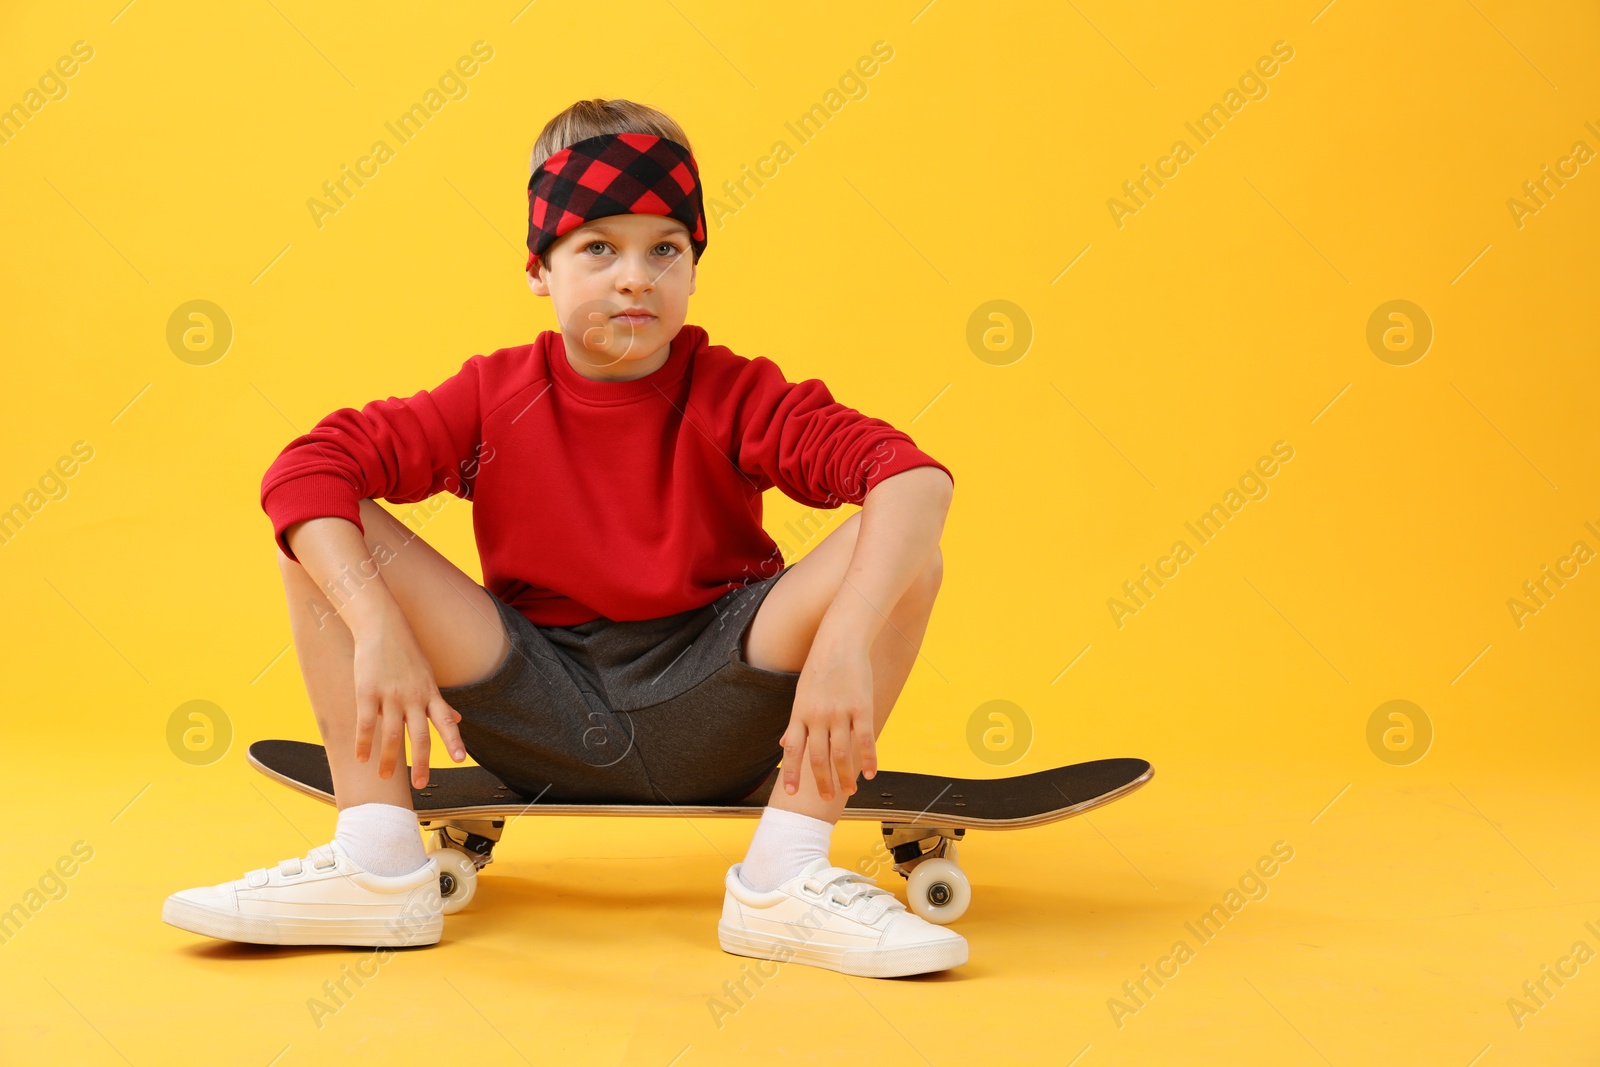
[525,131,708,274]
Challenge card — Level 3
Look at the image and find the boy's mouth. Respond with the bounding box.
[612,309,656,326]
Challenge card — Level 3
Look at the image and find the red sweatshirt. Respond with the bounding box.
[261,324,953,625]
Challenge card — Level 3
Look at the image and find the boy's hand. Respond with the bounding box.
[351,608,468,790]
[779,640,877,800]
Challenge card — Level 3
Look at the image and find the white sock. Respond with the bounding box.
[334,802,429,876]
[738,807,835,892]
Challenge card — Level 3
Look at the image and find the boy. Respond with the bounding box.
[163,98,963,978]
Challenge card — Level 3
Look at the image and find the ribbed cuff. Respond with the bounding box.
[261,473,364,562]
[858,438,954,499]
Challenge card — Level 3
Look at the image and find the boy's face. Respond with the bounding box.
[526,212,696,377]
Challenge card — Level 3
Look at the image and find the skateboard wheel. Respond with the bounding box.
[906,858,970,925]
[428,846,479,914]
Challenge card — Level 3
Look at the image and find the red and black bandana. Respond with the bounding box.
[525,132,708,274]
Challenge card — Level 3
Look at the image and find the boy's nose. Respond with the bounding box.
[617,258,656,291]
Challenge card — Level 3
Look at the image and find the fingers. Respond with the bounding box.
[780,722,804,795]
[377,698,405,780]
[808,725,836,800]
[410,698,468,788]
[430,697,467,763]
[354,689,382,765]
[407,704,431,789]
[830,719,856,797]
[856,715,878,780]
[783,710,875,800]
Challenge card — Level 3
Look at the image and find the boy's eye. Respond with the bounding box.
[579,238,683,257]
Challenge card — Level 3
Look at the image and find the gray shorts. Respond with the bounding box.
[437,567,799,806]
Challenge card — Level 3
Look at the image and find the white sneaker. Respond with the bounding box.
[719,858,968,978]
[162,840,442,948]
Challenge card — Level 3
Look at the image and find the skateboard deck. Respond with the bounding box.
[248,739,1153,923]
[247,739,1152,830]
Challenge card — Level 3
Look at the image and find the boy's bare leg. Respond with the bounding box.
[741,511,943,825]
[277,498,512,811]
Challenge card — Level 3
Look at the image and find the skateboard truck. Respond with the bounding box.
[883,825,971,922]
[419,817,504,914]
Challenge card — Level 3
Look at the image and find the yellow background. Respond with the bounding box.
[3,0,1598,1062]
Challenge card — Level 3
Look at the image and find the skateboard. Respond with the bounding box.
[247,739,1153,924]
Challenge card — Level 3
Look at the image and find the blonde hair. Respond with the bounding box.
[529,98,693,176]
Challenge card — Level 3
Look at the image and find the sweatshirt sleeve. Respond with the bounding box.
[728,356,953,508]
[260,355,489,563]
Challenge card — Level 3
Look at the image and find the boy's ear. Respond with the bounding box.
[527,262,550,296]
